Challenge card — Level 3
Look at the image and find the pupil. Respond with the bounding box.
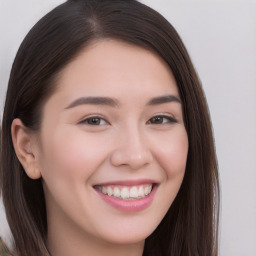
[90,118,100,125]
[153,117,162,124]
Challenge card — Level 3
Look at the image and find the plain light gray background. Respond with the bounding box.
[0,0,256,255]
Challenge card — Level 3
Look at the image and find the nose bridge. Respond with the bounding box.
[110,122,153,169]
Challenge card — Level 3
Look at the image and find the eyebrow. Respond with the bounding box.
[65,96,119,109]
[65,94,181,109]
[147,95,181,105]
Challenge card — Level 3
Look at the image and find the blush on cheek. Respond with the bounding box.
[155,141,188,178]
[44,133,107,182]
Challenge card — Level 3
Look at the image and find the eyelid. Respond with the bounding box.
[78,115,109,126]
[77,113,178,126]
[147,114,178,125]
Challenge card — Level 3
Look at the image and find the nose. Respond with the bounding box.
[110,126,153,170]
[111,126,153,170]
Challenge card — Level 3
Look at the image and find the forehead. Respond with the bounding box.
[47,39,179,107]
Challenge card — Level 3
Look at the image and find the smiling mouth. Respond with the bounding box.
[94,184,154,200]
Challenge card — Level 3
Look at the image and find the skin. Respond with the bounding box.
[12,40,188,256]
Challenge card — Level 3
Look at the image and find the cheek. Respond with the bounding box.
[153,127,188,178]
[38,127,108,186]
[38,127,111,226]
[148,127,188,227]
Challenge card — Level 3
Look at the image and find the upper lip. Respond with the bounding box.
[93,179,158,187]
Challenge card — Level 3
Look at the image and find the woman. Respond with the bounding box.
[0,0,219,255]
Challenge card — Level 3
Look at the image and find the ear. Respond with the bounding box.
[11,118,41,179]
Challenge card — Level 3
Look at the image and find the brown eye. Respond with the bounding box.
[79,117,108,126]
[147,115,177,125]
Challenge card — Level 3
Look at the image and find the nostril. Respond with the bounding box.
[110,148,153,169]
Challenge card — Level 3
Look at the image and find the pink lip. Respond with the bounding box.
[94,181,158,212]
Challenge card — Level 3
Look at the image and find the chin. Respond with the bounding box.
[94,219,157,245]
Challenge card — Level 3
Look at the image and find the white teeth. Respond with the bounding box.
[113,187,121,198]
[102,186,107,194]
[107,186,113,196]
[138,186,144,197]
[130,186,138,198]
[145,185,152,195]
[96,184,153,200]
[121,187,129,199]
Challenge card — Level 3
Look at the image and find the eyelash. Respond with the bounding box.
[146,115,177,125]
[78,115,177,126]
[78,116,108,126]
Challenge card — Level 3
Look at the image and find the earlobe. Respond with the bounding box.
[11,118,41,180]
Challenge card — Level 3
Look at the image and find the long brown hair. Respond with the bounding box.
[0,0,219,255]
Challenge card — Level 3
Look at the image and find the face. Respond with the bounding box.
[35,40,188,246]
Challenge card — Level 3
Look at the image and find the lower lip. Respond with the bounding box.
[95,185,157,212]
